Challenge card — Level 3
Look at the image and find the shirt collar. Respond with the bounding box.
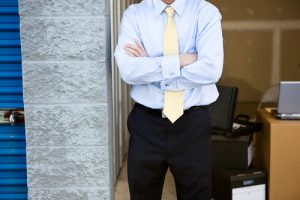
[154,0,186,17]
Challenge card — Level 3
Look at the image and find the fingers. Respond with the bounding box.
[134,39,147,56]
[134,39,143,49]
[124,44,140,57]
[123,39,148,57]
[192,53,198,61]
[124,48,136,57]
[188,54,198,65]
[179,53,198,67]
[134,42,144,56]
[124,44,142,57]
[133,39,147,56]
[187,53,198,62]
[133,44,145,56]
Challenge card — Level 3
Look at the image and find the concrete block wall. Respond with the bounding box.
[19,0,112,199]
[208,0,300,117]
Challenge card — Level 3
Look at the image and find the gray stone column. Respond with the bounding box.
[19,0,112,199]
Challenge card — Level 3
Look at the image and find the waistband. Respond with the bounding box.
[134,102,206,117]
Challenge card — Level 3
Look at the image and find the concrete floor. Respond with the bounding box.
[114,161,177,200]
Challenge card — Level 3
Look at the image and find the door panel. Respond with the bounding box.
[0,0,27,199]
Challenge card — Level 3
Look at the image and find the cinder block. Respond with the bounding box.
[29,188,110,200]
[219,30,273,101]
[24,104,108,146]
[281,30,300,81]
[26,146,109,188]
[209,0,300,20]
[19,0,105,17]
[20,17,105,61]
[22,61,107,104]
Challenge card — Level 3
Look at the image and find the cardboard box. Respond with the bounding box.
[254,109,300,200]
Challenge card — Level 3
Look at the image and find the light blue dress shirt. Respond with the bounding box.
[114,0,224,110]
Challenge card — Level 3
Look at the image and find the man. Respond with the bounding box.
[114,0,223,199]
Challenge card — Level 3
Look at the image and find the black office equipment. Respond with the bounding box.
[212,168,267,200]
[212,134,253,169]
[208,85,262,169]
[209,85,267,199]
[208,85,238,133]
[208,85,262,137]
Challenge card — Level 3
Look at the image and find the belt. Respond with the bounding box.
[134,103,206,117]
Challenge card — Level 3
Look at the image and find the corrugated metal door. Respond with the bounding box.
[0,0,27,199]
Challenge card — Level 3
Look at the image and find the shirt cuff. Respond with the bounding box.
[161,55,180,79]
[160,78,179,91]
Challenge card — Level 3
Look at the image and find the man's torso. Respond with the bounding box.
[126,0,221,109]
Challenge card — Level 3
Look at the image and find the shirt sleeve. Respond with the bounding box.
[160,7,224,91]
[114,6,180,85]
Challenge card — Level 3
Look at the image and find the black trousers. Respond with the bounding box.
[127,103,212,200]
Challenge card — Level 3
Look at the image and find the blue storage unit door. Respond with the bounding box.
[0,0,28,199]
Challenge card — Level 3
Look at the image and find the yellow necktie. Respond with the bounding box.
[162,7,184,123]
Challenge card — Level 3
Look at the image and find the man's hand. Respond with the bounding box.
[124,39,148,57]
[179,54,198,67]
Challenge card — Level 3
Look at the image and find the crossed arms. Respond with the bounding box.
[114,6,224,91]
[124,39,198,68]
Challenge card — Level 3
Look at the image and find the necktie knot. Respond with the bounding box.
[165,7,175,18]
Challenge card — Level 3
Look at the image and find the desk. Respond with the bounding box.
[255,109,300,200]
